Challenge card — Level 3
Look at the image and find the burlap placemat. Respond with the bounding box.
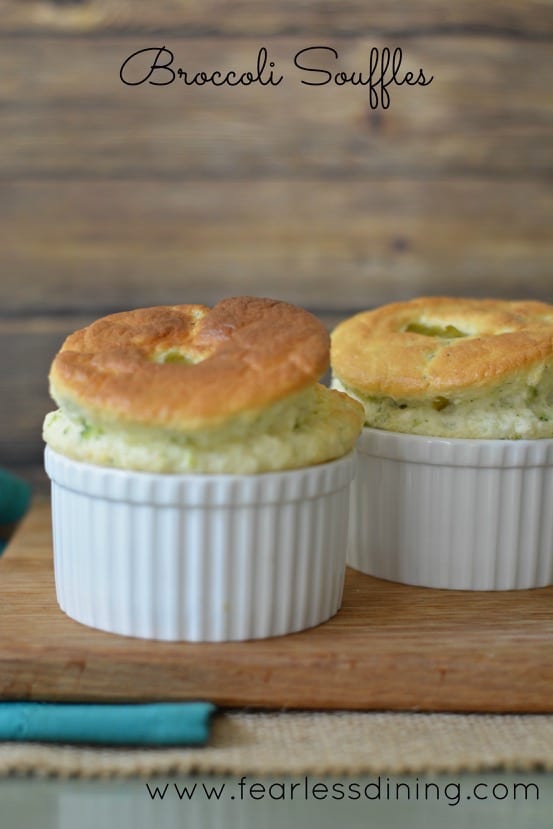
[1,711,553,778]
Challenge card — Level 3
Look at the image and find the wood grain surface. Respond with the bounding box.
[1,501,552,712]
[3,179,552,315]
[2,37,550,180]
[1,1,552,37]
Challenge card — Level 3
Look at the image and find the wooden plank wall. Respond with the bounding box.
[1,1,552,489]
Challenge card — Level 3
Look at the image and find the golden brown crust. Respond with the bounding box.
[50,297,330,431]
[331,297,553,399]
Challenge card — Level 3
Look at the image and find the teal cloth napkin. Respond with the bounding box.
[0,702,215,745]
[0,469,217,746]
[0,468,32,554]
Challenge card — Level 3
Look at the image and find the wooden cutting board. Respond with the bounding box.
[1,501,552,712]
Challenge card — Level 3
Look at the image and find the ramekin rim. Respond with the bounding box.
[359,426,553,448]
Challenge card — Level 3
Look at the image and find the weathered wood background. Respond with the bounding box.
[1,0,552,490]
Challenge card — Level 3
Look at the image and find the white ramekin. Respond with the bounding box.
[349,428,553,590]
[44,447,355,641]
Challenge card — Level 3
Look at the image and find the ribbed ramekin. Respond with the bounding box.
[44,447,355,641]
[349,429,553,590]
